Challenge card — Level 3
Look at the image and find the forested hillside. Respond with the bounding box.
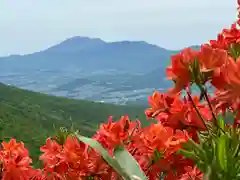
[0,83,147,166]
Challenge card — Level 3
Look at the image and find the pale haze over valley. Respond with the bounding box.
[0,1,237,105]
[0,0,236,56]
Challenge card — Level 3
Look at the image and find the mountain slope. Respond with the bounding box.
[0,83,147,165]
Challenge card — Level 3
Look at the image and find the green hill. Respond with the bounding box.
[0,83,147,166]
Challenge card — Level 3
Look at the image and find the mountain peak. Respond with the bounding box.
[63,36,105,43]
[45,36,106,53]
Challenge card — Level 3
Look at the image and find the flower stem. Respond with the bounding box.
[186,90,208,131]
[198,85,226,134]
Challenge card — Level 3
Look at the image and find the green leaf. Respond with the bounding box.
[75,134,132,180]
[114,146,148,180]
[188,139,207,160]
[217,135,228,170]
[203,166,211,180]
[217,115,225,130]
[191,58,201,84]
[228,43,240,60]
[177,149,197,160]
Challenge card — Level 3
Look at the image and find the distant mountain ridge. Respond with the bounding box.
[0,36,178,72]
[0,36,199,72]
[0,36,200,105]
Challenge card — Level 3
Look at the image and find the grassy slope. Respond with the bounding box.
[0,83,147,165]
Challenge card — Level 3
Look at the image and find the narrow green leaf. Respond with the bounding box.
[197,132,206,145]
[203,166,211,180]
[233,144,240,158]
[151,149,163,164]
[114,146,148,180]
[188,139,206,160]
[76,134,132,180]
[217,115,225,130]
[177,149,197,160]
[217,135,228,170]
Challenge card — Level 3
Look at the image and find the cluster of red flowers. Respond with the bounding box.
[0,116,195,180]
[2,1,240,180]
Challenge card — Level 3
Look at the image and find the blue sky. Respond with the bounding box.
[0,0,236,56]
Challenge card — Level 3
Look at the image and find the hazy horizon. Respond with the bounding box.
[0,0,237,56]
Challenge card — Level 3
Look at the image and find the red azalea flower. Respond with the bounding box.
[166,48,198,94]
[209,33,228,50]
[222,23,240,44]
[0,139,35,180]
[198,44,228,72]
[145,91,175,120]
[180,166,203,180]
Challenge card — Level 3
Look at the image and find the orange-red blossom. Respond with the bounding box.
[0,117,195,180]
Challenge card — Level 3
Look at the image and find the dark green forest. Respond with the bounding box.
[0,83,147,166]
